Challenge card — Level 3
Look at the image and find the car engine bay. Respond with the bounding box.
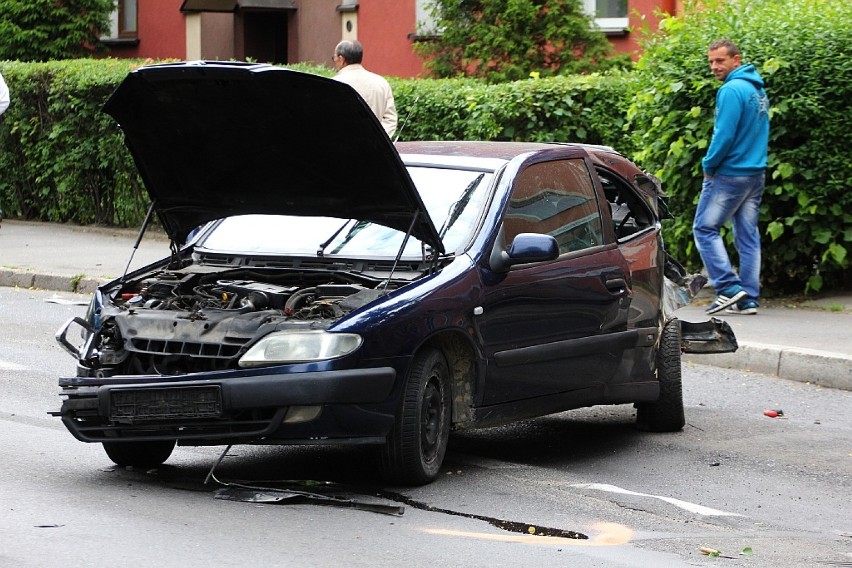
[83,268,391,376]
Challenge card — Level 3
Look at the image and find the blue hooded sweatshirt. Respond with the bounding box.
[702,63,770,176]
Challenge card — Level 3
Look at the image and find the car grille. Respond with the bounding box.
[64,407,286,442]
[129,337,247,358]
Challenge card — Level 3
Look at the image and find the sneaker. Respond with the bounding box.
[725,298,759,315]
[705,285,747,314]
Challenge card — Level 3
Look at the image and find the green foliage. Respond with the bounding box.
[0,59,631,228]
[626,0,851,294]
[392,71,634,147]
[0,59,148,225]
[0,0,113,61]
[415,0,629,83]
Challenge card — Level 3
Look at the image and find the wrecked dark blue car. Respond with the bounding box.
[55,62,735,485]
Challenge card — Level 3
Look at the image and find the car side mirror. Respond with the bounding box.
[490,232,559,272]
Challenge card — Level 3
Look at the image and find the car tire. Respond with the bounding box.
[636,318,685,432]
[380,348,451,486]
[102,440,176,468]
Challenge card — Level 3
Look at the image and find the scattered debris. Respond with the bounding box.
[34,524,64,529]
[763,409,784,418]
[699,546,752,559]
[215,485,404,516]
[44,295,88,306]
[202,446,584,538]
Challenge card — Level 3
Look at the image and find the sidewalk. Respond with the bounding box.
[2,219,850,390]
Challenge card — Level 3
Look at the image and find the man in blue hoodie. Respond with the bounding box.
[695,39,769,315]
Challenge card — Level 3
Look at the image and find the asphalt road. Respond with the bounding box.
[1,287,851,567]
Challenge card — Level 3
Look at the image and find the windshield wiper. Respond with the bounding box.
[438,173,485,239]
[317,219,352,257]
[328,220,371,255]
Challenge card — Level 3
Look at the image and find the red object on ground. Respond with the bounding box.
[763,409,782,418]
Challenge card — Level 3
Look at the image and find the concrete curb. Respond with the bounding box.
[686,343,852,391]
[0,270,105,295]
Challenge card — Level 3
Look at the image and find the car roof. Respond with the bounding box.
[397,140,620,169]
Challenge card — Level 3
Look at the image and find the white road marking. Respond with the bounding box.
[571,483,743,517]
[0,360,29,371]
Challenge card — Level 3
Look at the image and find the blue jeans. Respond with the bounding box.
[693,174,764,299]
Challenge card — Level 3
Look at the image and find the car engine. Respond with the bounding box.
[85,268,388,377]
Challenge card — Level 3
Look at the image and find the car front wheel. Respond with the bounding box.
[102,440,176,468]
[380,348,451,486]
[636,318,685,432]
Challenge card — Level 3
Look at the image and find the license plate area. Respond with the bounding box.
[110,386,222,422]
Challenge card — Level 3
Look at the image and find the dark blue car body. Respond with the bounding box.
[55,62,734,485]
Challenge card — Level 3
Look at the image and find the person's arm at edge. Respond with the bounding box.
[0,73,10,116]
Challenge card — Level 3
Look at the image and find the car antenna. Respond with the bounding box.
[393,95,420,143]
[122,200,157,284]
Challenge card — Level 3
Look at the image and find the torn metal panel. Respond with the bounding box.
[662,251,708,316]
[680,318,738,354]
[214,486,405,516]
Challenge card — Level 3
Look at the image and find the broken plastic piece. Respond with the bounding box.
[215,485,405,516]
[763,409,783,418]
[680,318,738,354]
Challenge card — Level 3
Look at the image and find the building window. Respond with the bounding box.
[101,0,139,44]
[583,0,628,34]
[118,0,138,37]
[413,0,440,38]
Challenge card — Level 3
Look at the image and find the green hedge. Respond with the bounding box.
[0,59,633,226]
[0,59,147,225]
[626,0,851,294]
[392,72,634,146]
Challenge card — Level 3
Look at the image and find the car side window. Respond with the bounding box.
[503,159,604,254]
[596,167,655,241]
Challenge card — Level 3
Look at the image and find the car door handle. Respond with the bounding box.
[605,277,627,294]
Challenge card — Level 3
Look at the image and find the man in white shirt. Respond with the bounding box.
[0,72,10,116]
[332,40,397,138]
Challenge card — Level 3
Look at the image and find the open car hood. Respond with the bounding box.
[103,61,443,251]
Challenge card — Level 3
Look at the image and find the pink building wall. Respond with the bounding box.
[102,0,681,77]
[108,0,187,60]
[358,0,425,78]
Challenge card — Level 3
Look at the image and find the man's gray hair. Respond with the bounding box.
[335,40,364,65]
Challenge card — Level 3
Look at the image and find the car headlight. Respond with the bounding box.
[238,331,362,367]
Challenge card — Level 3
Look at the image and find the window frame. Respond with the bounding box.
[118,0,138,39]
[503,158,605,256]
[582,0,629,33]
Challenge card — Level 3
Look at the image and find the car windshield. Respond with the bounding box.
[197,166,495,258]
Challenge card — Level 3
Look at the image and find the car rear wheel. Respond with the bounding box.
[636,318,685,432]
[102,440,176,468]
[380,348,451,486]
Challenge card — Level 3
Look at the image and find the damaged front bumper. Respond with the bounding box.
[55,366,397,445]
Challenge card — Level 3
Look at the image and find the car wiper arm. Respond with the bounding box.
[328,220,371,255]
[317,219,352,257]
[438,173,485,239]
